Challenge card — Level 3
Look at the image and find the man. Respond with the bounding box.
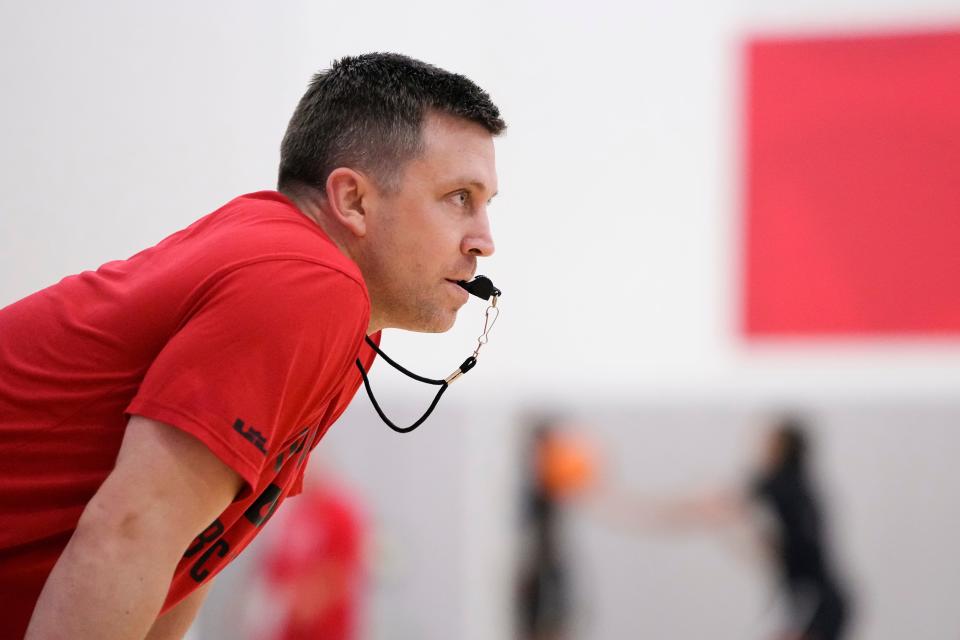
[0,52,505,639]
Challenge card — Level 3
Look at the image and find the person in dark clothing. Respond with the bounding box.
[749,419,850,640]
[517,425,571,640]
[517,422,597,640]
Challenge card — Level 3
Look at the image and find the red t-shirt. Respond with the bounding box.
[0,191,379,637]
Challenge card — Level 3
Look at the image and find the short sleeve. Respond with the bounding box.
[127,259,369,492]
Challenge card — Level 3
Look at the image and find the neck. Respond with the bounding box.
[285,188,350,254]
[283,187,386,335]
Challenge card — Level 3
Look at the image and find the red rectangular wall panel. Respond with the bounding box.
[743,29,960,336]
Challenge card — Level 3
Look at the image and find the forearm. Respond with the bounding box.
[25,519,183,640]
[25,414,242,640]
[144,582,211,640]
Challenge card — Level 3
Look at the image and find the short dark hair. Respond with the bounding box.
[278,52,506,194]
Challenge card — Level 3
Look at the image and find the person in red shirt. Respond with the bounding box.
[0,52,505,640]
[258,466,367,640]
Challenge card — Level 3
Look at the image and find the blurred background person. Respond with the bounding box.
[748,418,851,640]
[516,418,598,640]
[253,464,368,640]
[595,415,851,640]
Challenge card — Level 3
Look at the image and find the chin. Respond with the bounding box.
[435,313,458,333]
[404,308,458,334]
[423,314,457,334]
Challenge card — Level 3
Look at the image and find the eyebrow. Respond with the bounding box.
[464,180,498,199]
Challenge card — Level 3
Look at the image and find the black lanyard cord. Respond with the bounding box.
[355,357,449,434]
[355,337,480,434]
[355,337,448,433]
[355,275,500,434]
[360,335,445,385]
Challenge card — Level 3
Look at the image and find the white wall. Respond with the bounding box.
[4,0,960,400]
[3,1,960,638]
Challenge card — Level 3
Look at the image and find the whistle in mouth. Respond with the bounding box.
[456,275,501,300]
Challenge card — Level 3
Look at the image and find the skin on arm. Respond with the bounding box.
[25,415,243,640]
[588,481,773,568]
[143,582,212,640]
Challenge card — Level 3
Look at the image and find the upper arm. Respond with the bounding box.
[80,414,243,553]
[126,260,370,489]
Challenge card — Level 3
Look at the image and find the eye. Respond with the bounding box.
[450,190,470,207]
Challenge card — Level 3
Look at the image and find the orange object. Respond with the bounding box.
[538,432,597,499]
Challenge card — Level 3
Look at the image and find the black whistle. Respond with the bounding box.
[456,275,501,300]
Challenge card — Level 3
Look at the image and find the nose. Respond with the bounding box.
[462,209,495,257]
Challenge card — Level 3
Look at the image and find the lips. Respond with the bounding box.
[445,279,470,302]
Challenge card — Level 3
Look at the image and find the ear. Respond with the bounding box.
[325,167,370,237]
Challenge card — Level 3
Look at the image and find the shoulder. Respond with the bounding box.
[180,191,365,290]
[207,257,371,327]
[180,192,369,301]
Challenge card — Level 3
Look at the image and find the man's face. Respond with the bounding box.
[360,112,498,333]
